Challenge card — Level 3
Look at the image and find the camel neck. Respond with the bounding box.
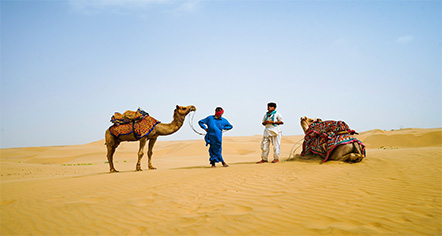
[156,111,185,136]
[301,121,309,134]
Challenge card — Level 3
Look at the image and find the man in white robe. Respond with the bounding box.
[257,102,284,163]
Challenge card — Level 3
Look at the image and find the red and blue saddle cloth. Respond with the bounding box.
[300,120,366,162]
[109,108,160,140]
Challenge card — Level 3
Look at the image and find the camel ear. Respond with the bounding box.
[176,105,179,109]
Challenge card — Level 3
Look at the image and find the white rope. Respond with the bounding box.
[188,111,205,135]
[188,111,228,135]
[288,137,305,160]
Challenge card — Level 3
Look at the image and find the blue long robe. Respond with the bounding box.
[198,116,233,164]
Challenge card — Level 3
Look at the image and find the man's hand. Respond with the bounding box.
[263,120,283,125]
[262,120,272,125]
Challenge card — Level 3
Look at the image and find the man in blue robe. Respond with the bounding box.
[198,107,233,168]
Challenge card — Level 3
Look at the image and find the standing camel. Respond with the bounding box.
[300,117,365,163]
[105,105,196,172]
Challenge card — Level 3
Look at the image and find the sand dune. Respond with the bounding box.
[1,128,441,235]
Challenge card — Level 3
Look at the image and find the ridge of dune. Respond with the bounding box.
[358,127,442,148]
[1,128,440,165]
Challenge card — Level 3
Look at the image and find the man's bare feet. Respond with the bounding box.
[222,162,229,167]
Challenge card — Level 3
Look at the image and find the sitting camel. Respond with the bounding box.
[105,105,196,172]
[300,117,365,163]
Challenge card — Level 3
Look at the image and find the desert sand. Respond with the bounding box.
[1,128,441,235]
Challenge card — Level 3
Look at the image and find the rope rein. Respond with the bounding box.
[189,111,205,135]
[288,137,305,160]
[188,111,228,136]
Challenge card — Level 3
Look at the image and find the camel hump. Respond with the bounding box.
[111,108,149,124]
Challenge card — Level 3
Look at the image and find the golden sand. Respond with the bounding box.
[1,128,441,235]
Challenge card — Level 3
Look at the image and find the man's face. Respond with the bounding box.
[215,109,223,117]
[267,106,275,112]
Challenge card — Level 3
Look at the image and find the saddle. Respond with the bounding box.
[109,108,160,140]
[111,108,149,125]
[301,120,365,162]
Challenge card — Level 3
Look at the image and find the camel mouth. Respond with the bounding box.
[189,106,196,112]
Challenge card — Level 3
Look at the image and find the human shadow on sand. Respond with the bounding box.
[173,161,260,170]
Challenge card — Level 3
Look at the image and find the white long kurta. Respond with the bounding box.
[261,111,283,161]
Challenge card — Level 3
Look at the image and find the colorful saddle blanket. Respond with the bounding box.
[111,108,149,125]
[109,116,160,140]
[301,120,366,162]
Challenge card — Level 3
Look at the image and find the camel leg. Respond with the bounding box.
[106,140,120,173]
[136,138,147,171]
[105,130,121,173]
[349,154,364,163]
[147,138,157,170]
[329,143,364,163]
[347,143,364,163]
[339,153,353,162]
[328,145,353,162]
[355,142,362,155]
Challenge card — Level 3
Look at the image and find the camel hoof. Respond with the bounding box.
[136,168,143,171]
[148,166,157,170]
[110,169,119,173]
[351,154,364,163]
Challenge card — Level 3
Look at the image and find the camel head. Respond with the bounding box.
[300,116,322,134]
[175,105,196,117]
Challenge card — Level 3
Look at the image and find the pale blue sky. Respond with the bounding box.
[1,0,441,148]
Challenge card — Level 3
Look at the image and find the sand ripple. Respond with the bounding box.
[1,128,441,235]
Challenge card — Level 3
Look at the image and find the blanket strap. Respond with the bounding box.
[336,130,357,135]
